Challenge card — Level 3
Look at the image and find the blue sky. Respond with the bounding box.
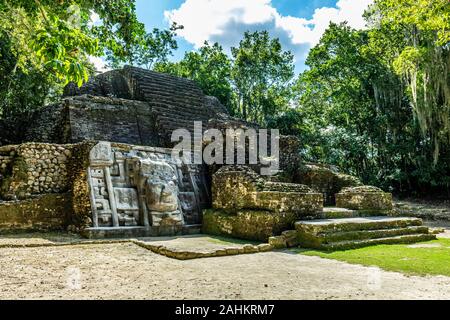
[94,0,373,74]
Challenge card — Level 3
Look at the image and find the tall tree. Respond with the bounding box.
[231,31,294,124]
[367,0,450,165]
[107,23,183,70]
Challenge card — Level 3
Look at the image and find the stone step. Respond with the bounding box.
[320,234,436,251]
[320,207,358,219]
[320,207,391,219]
[142,91,206,107]
[157,119,208,133]
[149,102,212,119]
[156,113,208,124]
[295,216,423,234]
[134,75,202,93]
[314,226,429,243]
[131,69,201,87]
[140,86,206,102]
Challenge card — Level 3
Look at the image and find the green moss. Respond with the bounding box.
[0,193,71,232]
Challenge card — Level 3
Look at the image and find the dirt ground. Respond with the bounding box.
[1,240,450,300]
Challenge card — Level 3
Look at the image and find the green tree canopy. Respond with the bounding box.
[0,0,146,86]
[107,23,183,70]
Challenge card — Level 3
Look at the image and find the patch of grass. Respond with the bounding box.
[297,238,450,277]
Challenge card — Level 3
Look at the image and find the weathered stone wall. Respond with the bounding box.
[335,186,393,212]
[23,96,162,147]
[0,194,72,232]
[24,103,71,144]
[0,143,72,200]
[66,141,97,231]
[202,209,300,242]
[0,141,96,232]
[67,96,160,146]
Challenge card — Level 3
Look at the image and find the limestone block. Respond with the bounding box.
[268,236,287,249]
[212,166,323,218]
[281,230,299,247]
[202,209,299,242]
[335,186,393,211]
[89,141,113,166]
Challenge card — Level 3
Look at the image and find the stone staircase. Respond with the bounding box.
[295,216,436,250]
[123,67,229,145]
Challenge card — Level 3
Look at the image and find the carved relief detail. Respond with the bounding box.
[87,142,208,229]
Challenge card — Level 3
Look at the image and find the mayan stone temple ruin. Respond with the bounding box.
[0,66,436,254]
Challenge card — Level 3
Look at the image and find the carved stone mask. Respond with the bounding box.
[138,159,179,213]
[145,180,178,212]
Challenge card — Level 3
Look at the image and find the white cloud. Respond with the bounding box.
[165,0,374,71]
[277,0,374,47]
[89,56,110,73]
[88,11,101,27]
[165,0,277,48]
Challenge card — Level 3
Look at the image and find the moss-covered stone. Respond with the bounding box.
[295,216,435,250]
[66,141,97,231]
[335,186,393,211]
[0,194,72,232]
[268,236,287,249]
[212,166,323,217]
[202,209,300,242]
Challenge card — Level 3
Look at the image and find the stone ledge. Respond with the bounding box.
[133,240,273,260]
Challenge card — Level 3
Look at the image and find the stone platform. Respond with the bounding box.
[295,217,436,250]
[133,235,272,260]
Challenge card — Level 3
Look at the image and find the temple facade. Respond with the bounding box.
[0,67,435,248]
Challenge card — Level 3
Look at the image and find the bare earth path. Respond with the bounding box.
[0,241,449,300]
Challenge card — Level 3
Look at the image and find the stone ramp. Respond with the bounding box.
[295,216,436,250]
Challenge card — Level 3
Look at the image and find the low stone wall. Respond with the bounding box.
[0,143,72,200]
[0,194,72,232]
[335,186,393,211]
[0,141,96,232]
[202,209,301,242]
